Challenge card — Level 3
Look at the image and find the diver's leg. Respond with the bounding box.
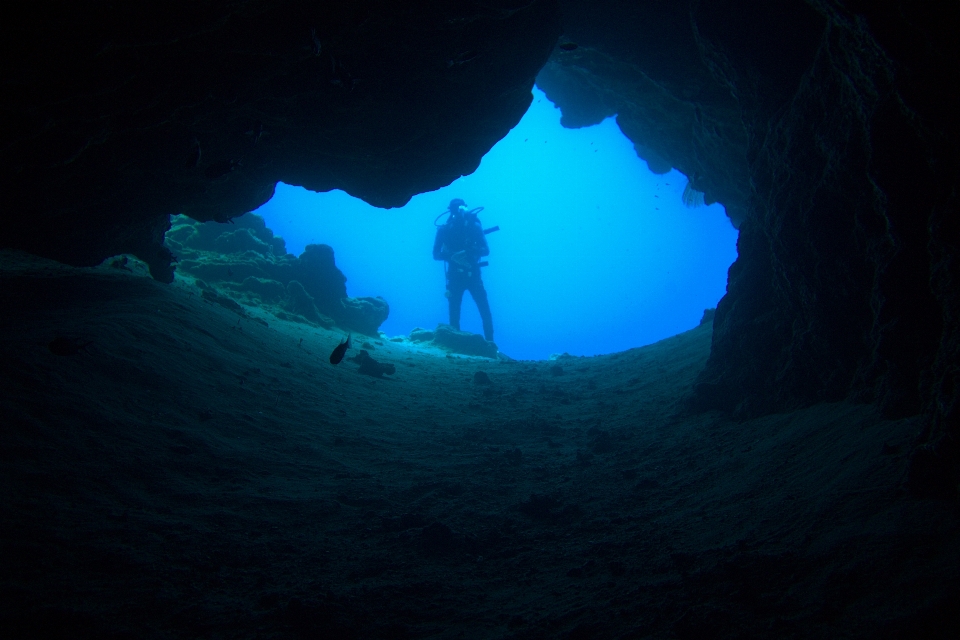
[468,279,494,342]
[447,280,465,330]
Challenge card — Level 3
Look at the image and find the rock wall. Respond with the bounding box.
[539,1,958,494]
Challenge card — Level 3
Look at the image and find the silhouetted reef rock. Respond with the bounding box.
[166,213,387,335]
[339,295,390,338]
[296,244,347,307]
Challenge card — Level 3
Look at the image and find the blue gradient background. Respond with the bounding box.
[253,88,738,360]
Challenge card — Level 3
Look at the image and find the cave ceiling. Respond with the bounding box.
[0,0,562,280]
[1,0,958,493]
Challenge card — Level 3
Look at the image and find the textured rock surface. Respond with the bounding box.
[0,0,561,280]
[166,213,389,335]
[540,1,959,493]
[5,263,954,637]
[538,1,825,227]
[431,323,500,359]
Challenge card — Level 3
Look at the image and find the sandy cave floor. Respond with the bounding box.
[1,250,958,639]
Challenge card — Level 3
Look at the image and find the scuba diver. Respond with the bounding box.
[433,198,496,342]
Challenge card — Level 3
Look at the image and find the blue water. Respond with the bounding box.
[253,87,738,360]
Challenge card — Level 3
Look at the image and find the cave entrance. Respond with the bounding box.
[254,87,737,360]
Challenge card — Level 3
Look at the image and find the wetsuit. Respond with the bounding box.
[433,212,494,342]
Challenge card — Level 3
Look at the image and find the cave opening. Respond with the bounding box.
[3,3,960,635]
[254,87,738,360]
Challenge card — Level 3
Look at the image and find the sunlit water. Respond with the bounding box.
[253,87,738,360]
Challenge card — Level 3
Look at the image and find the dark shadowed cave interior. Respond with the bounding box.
[1,2,959,638]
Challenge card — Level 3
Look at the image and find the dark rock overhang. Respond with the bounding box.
[1,0,957,494]
[0,0,562,280]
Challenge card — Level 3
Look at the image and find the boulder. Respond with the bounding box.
[431,324,499,359]
[339,296,390,338]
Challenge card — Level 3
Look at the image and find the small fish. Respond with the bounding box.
[558,42,578,51]
[329,334,351,365]
[48,336,93,356]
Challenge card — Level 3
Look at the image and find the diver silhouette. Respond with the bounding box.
[433,198,495,342]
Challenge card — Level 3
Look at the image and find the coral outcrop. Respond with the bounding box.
[166,213,388,335]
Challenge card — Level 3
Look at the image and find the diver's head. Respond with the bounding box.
[448,198,467,215]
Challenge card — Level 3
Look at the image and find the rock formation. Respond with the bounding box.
[410,324,500,359]
[541,1,959,496]
[0,0,561,280]
[166,212,389,335]
[0,1,957,493]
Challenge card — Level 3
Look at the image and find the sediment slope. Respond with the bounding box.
[1,252,957,638]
